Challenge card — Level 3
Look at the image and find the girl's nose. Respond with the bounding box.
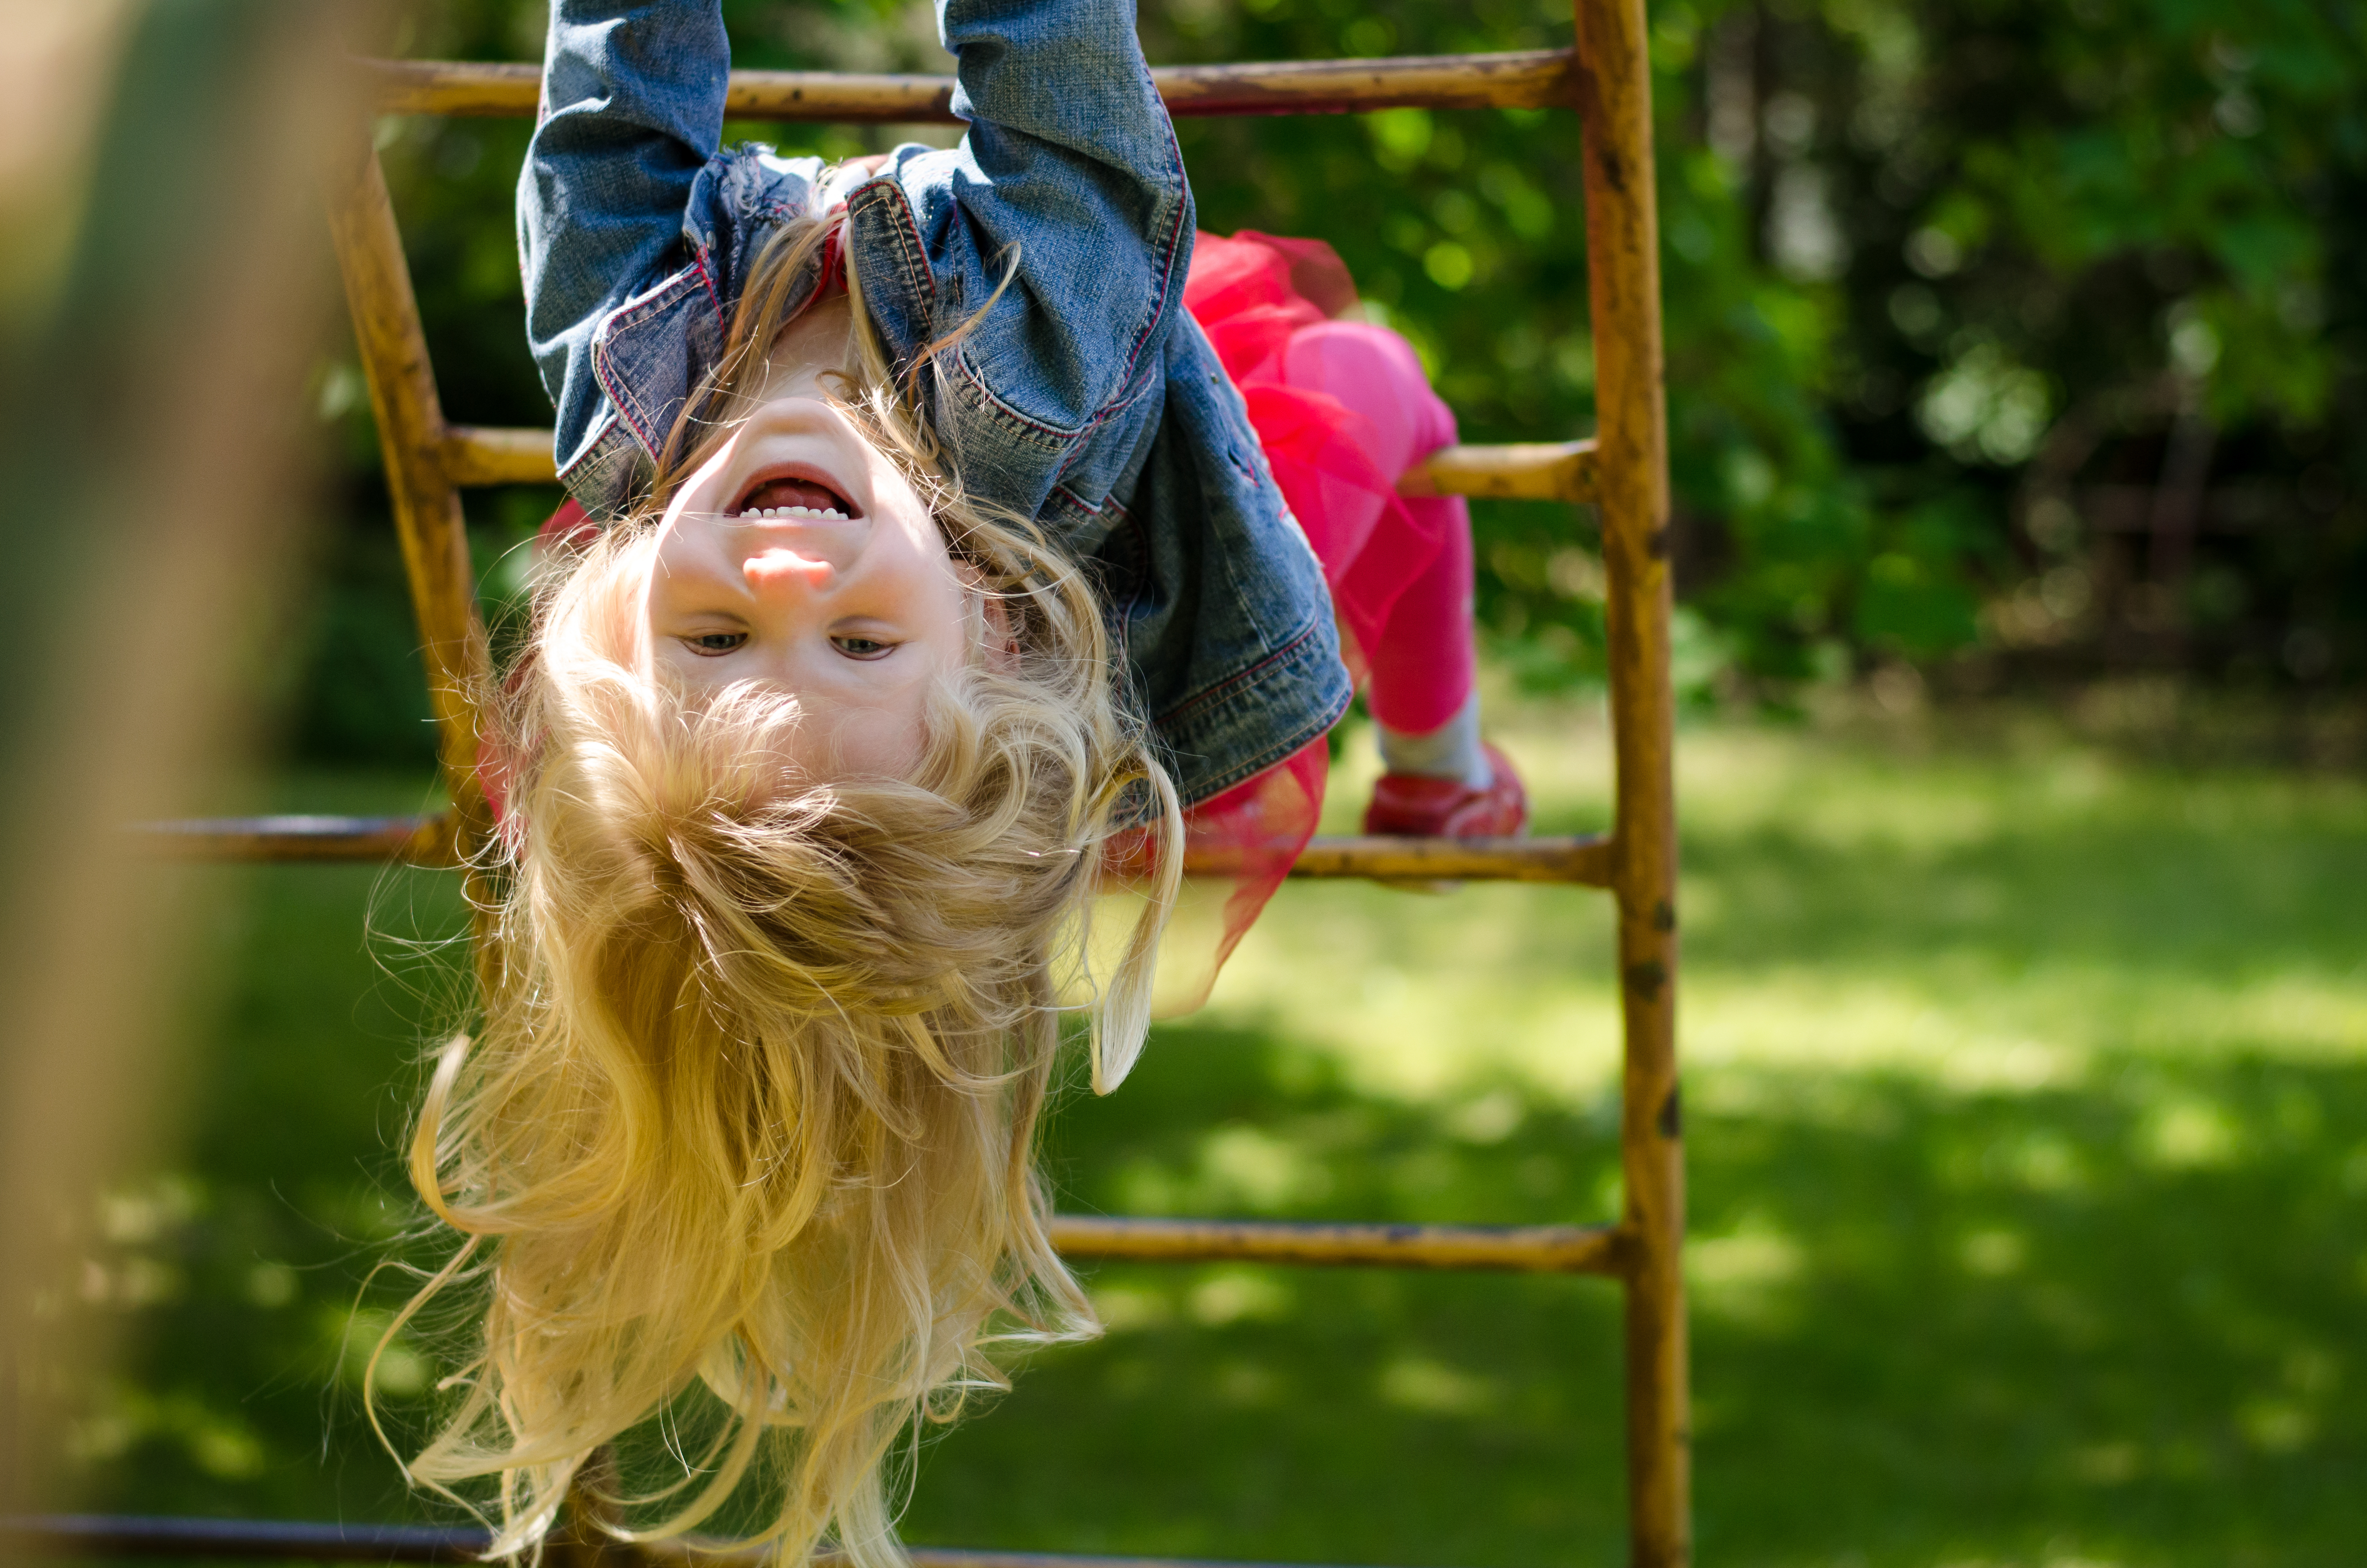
[744,548,835,596]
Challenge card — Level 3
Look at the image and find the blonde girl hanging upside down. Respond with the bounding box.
[387,0,1525,1561]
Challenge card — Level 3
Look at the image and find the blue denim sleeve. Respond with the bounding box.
[871,0,1192,443]
[518,0,729,476]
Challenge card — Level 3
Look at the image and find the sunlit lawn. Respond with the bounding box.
[72,704,2367,1568]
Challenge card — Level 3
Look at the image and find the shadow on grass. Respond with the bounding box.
[1685,811,2367,983]
[899,1021,2367,1568]
[1663,731,2367,987]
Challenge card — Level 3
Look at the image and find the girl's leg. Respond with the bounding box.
[1364,495,1489,786]
[1280,322,1492,789]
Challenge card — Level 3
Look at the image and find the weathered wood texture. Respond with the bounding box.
[1049,1215,1622,1274]
[440,424,555,487]
[1407,439,1597,503]
[134,814,456,864]
[441,425,1599,506]
[1282,833,1609,884]
[1571,0,1691,1559]
[368,51,1578,122]
[323,151,490,844]
[132,816,1612,887]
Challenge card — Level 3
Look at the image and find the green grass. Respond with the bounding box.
[63,710,2367,1567]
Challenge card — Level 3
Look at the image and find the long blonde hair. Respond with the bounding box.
[382,205,1181,1565]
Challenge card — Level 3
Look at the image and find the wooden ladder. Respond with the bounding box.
[102,5,1687,1565]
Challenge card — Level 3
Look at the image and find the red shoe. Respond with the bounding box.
[1363,743,1528,838]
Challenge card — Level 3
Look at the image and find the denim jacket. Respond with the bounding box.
[519,0,1350,805]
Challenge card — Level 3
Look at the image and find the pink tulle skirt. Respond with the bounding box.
[1167,230,1476,1000]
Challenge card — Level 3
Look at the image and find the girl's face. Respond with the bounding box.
[643,386,974,781]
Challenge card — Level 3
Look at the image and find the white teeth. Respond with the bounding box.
[737,505,851,520]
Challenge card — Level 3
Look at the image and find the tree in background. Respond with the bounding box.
[296,0,2367,763]
[1765,0,2367,693]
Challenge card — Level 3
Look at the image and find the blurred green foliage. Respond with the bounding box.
[291,0,2366,764]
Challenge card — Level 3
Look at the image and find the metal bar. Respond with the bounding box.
[442,426,1596,507]
[1570,0,1690,1557]
[366,51,1579,122]
[3,1519,1412,1568]
[1049,1215,1623,1274]
[324,149,492,852]
[128,816,1612,887]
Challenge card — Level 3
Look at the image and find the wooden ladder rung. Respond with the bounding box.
[1409,439,1597,503]
[134,813,458,863]
[133,816,1612,887]
[4,1516,479,1563]
[437,424,551,486]
[1049,1215,1623,1274]
[369,50,1579,123]
[5,1515,1422,1568]
[443,425,1599,504]
[701,1547,1404,1568]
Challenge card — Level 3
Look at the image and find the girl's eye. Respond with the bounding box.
[686,632,747,655]
[832,635,894,660]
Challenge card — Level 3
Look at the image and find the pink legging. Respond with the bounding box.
[1277,321,1476,736]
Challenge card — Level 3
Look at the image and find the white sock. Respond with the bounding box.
[1377,690,1492,789]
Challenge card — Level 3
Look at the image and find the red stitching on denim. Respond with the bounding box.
[603,267,700,333]
[1183,694,1352,803]
[1162,634,1352,804]
[1051,480,1131,522]
[1028,98,1192,477]
[1154,615,1336,731]
[592,337,662,458]
[693,251,725,330]
[949,352,1081,448]
[592,269,711,458]
[1104,103,1191,407]
[853,179,938,322]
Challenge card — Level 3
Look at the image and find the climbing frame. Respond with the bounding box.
[110,3,1688,1564]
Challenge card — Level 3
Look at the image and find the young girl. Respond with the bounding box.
[390,0,1523,1561]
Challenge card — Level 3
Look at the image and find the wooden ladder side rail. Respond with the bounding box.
[4,1516,1417,1568]
[324,147,491,857]
[1571,0,1691,1558]
[131,815,1615,887]
[444,423,1600,503]
[367,50,1581,122]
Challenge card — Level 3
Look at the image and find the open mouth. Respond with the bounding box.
[731,465,859,521]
